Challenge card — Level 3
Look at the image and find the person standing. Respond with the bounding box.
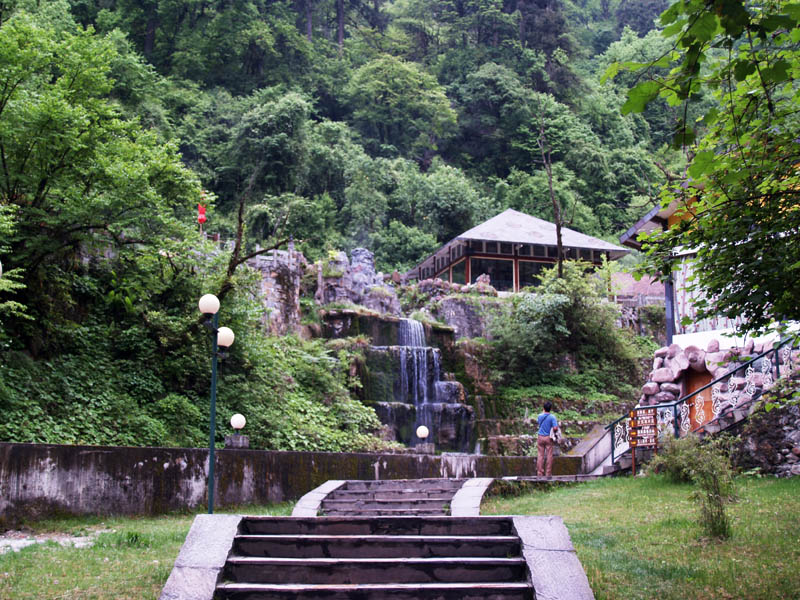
[537,402,559,477]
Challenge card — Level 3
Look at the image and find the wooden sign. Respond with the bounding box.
[629,407,658,475]
[630,408,658,444]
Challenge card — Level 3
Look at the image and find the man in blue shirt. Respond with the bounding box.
[537,402,559,477]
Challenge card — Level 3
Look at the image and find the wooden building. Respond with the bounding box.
[620,199,746,344]
[407,208,628,292]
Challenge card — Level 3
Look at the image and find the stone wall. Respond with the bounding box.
[735,403,800,477]
[0,443,580,527]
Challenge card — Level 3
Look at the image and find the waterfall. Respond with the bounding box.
[367,318,473,452]
[399,318,425,347]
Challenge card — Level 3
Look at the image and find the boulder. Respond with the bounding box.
[654,391,676,403]
[705,350,731,373]
[685,345,707,372]
[661,382,682,395]
[642,382,659,395]
[730,377,747,391]
[707,339,720,353]
[744,338,755,355]
[653,357,664,370]
[654,346,670,358]
[667,353,690,373]
[667,343,682,358]
[651,367,678,383]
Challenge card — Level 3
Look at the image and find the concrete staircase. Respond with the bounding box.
[319,478,465,517]
[214,516,534,600]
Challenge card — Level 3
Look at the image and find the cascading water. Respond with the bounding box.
[369,318,473,452]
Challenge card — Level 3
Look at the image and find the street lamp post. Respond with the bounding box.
[198,294,235,514]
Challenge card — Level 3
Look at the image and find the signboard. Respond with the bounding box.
[629,407,658,476]
[629,408,658,449]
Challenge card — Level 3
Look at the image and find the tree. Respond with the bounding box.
[613,0,800,334]
[345,54,457,164]
[0,8,202,349]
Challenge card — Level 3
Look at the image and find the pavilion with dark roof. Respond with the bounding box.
[407,208,628,292]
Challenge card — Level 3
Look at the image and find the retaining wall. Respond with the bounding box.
[0,443,580,526]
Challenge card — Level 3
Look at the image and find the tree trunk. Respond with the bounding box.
[337,0,344,55]
[538,120,563,278]
[144,14,158,58]
[518,0,527,47]
[306,0,313,41]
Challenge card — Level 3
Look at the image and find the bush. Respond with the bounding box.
[650,434,736,539]
[489,261,650,400]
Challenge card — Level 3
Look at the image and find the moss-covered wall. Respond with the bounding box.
[0,442,580,525]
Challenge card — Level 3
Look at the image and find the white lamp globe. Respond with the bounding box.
[230,413,246,431]
[217,326,235,348]
[416,425,429,440]
[198,294,220,315]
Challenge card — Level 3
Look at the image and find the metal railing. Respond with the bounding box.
[606,336,797,464]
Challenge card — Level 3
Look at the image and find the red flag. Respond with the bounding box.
[197,204,207,224]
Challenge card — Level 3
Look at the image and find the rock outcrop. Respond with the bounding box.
[247,249,306,335]
[317,248,401,315]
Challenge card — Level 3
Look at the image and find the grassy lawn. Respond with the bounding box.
[0,503,292,600]
[483,476,800,600]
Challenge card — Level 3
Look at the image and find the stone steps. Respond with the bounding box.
[243,516,515,536]
[344,479,465,491]
[326,490,455,500]
[215,581,534,600]
[322,498,452,511]
[322,507,449,517]
[233,534,521,558]
[313,479,464,518]
[215,516,534,600]
[223,556,527,584]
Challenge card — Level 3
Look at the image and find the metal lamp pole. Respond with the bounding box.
[208,311,219,514]
[198,294,234,515]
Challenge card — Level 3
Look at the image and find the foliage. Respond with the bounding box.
[0,0,682,451]
[490,261,648,399]
[0,503,292,600]
[484,476,800,599]
[345,54,457,160]
[650,434,736,539]
[611,0,800,335]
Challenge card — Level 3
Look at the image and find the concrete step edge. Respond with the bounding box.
[226,557,525,565]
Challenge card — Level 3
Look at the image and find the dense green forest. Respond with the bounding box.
[0,0,747,450]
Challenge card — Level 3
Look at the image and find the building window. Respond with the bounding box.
[485,241,498,254]
[580,248,592,261]
[519,261,547,288]
[500,243,513,255]
[533,245,546,257]
[547,246,558,258]
[469,240,483,252]
[470,258,513,291]
[452,259,466,284]
[519,244,531,256]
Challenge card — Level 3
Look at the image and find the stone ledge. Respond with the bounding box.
[512,515,594,600]
[450,477,492,516]
[291,480,346,516]
[160,513,241,600]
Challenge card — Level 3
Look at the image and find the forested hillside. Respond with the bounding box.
[0,0,680,449]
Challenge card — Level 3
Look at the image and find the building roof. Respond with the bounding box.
[619,200,679,250]
[456,209,629,258]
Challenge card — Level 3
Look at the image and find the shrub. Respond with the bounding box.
[650,434,736,539]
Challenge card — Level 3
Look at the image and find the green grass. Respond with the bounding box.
[0,503,292,600]
[482,476,800,600]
